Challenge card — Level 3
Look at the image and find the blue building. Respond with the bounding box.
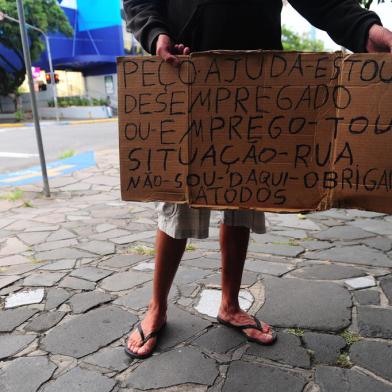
[36,0,129,75]
[0,0,140,110]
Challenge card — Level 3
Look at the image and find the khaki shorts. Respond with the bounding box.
[156,202,266,239]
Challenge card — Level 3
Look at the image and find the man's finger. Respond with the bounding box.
[184,47,191,55]
[157,47,179,65]
[155,34,180,66]
[166,55,179,66]
[163,52,179,65]
[382,29,392,52]
[367,25,392,53]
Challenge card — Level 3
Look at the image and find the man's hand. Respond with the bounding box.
[156,34,191,66]
[366,24,392,53]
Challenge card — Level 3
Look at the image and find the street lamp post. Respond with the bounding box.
[0,11,60,121]
[42,33,59,122]
[15,0,50,197]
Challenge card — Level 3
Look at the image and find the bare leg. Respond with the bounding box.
[127,229,187,355]
[218,223,275,344]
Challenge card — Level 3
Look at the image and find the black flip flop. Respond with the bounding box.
[217,314,277,345]
[124,320,167,359]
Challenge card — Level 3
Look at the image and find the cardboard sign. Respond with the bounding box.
[118,51,392,213]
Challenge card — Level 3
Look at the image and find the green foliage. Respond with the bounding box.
[359,0,388,9]
[0,0,73,96]
[271,239,299,246]
[0,189,24,201]
[58,149,76,159]
[282,25,326,52]
[336,353,352,368]
[307,349,315,359]
[287,328,305,337]
[29,256,45,264]
[14,109,24,122]
[57,96,90,107]
[22,200,34,208]
[128,245,156,256]
[48,96,108,107]
[340,330,362,346]
[0,189,33,207]
[185,243,196,251]
[92,97,108,106]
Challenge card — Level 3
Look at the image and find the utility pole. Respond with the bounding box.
[15,0,50,197]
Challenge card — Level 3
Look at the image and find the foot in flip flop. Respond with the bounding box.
[217,308,277,345]
[125,307,167,359]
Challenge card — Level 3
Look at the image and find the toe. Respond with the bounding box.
[137,338,156,356]
[262,324,270,333]
[247,328,275,344]
[261,331,274,343]
[128,333,141,351]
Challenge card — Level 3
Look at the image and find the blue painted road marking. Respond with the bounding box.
[0,151,96,187]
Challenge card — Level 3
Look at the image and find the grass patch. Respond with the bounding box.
[336,353,352,368]
[185,243,196,251]
[272,239,299,247]
[128,245,156,256]
[29,257,45,264]
[340,330,361,346]
[0,189,24,201]
[58,149,76,160]
[0,190,34,208]
[307,349,315,359]
[287,328,304,337]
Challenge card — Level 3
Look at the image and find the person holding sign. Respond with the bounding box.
[122,0,392,359]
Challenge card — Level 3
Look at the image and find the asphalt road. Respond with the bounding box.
[0,120,118,174]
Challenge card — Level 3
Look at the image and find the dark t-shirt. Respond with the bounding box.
[123,0,382,54]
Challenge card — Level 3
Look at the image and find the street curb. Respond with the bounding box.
[0,123,25,128]
[0,117,117,128]
[62,118,118,125]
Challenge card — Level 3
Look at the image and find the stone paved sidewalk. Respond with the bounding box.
[0,149,392,392]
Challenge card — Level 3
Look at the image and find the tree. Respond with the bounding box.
[282,25,326,52]
[359,0,389,9]
[0,0,72,105]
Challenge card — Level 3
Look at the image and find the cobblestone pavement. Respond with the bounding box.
[0,149,391,392]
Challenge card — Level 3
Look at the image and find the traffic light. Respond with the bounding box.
[38,82,47,91]
[45,73,59,84]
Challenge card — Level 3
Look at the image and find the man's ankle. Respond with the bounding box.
[219,301,241,314]
[148,300,167,315]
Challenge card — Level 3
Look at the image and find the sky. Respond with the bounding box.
[281,2,392,50]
